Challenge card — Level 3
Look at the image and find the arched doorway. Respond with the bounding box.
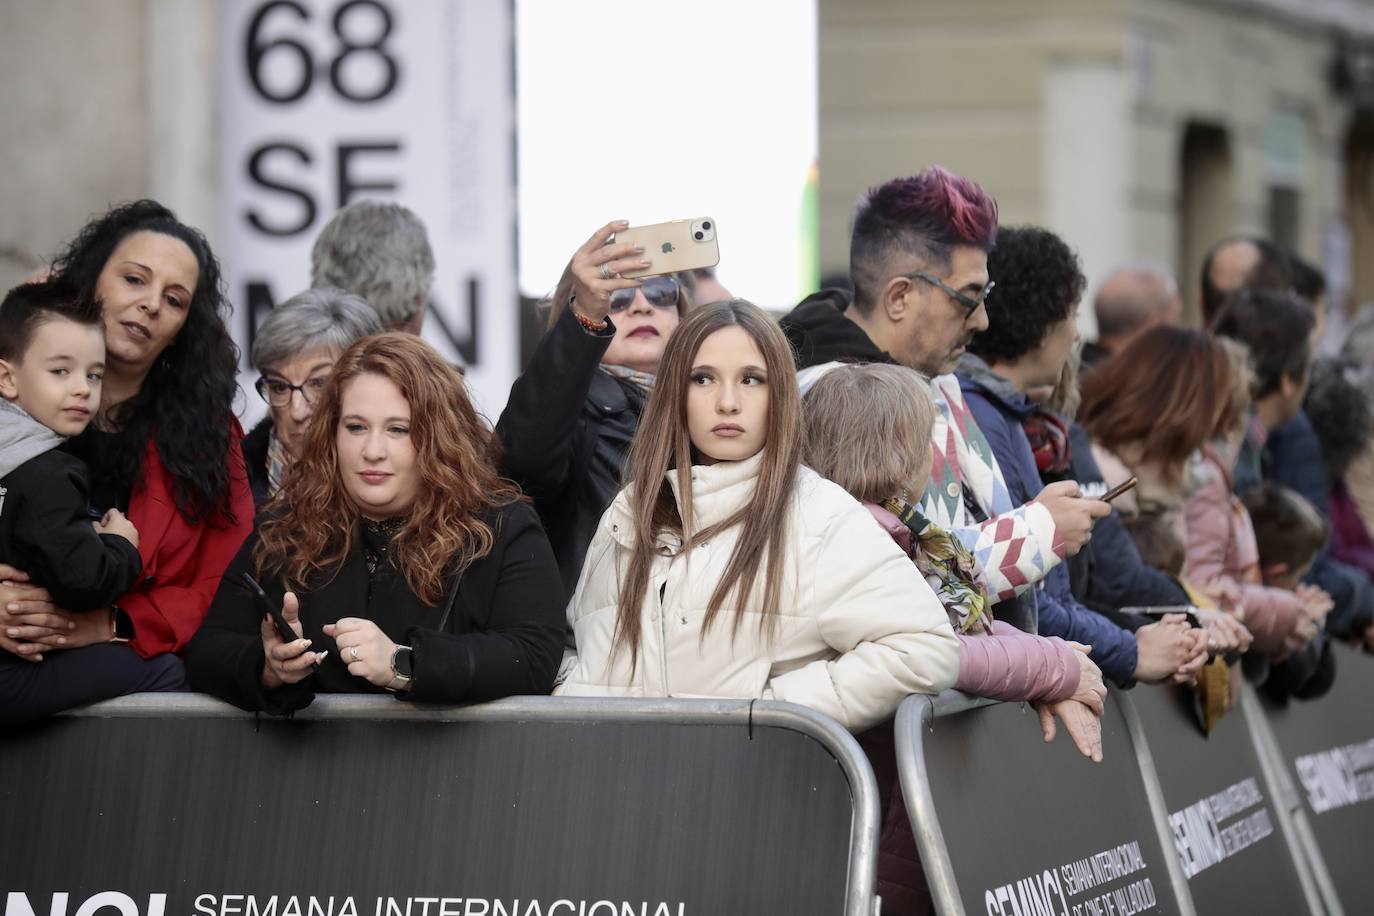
[1179,123,1234,325]
[1347,113,1374,313]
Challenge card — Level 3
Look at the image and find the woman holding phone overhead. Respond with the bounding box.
[497,221,694,598]
[185,333,565,713]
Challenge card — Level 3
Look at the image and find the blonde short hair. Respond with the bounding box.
[802,363,936,503]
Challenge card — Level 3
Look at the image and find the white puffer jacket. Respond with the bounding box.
[556,452,960,731]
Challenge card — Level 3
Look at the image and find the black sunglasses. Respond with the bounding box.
[609,275,680,313]
[905,271,995,318]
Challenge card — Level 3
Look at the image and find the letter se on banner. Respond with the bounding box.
[218,0,519,422]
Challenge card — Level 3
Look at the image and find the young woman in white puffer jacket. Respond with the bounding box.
[556,299,959,732]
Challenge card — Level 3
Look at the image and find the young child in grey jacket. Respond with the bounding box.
[0,279,140,612]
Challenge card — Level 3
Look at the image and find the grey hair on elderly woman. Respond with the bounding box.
[244,286,383,505]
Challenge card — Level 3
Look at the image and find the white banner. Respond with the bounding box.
[218,0,518,425]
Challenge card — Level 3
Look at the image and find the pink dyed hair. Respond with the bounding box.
[847,165,999,315]
[866,166,998,249]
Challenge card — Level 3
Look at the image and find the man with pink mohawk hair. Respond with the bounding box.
[785,167,1109,627]
[783,166,1117,916]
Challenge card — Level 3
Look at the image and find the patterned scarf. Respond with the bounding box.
[602,364,656,391]
[882,495,991,634]
[266,429,291,497]
[1023,408,1071,475]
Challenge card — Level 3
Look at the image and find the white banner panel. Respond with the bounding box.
[218,0,518,424]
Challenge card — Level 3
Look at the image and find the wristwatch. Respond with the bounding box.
[386,646,413,693]
[109,605,135,644]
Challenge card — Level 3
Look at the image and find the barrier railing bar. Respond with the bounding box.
[894,693,968,916]
[1113,690,1200,916]
[61,693,882,916]
[1239,685,1343,916]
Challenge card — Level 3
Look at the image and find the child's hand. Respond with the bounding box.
[95,509,140,548]
[1295,583,1333,626]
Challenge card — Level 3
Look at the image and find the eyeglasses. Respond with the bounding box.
[255,374,330,408]
[609,276,680,314]
[905,271,995,318]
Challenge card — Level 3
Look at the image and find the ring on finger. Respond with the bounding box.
[599,262,613,280]
[349,646,360,662]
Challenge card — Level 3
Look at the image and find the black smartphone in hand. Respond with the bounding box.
[241,572,318,671]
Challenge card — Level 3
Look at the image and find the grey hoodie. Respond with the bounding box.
[0,399,63,478]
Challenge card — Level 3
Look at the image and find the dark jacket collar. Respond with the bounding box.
[780,288,895,369]
[956,352,1037,420]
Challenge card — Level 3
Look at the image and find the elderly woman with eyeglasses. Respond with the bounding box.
[244,288,383,506]
[497,221,693,597]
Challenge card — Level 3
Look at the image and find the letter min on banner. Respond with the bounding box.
[217,0,519,423]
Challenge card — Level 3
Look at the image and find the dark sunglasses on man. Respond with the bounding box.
[609,275,680,313]
[905,270,995,318]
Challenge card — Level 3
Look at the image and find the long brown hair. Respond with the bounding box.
[1079,326,1233,484]
[255,332,521,604]
[613,300,803,669]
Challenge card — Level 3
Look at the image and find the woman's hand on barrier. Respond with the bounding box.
[1066,642,1106,716]
[1201,607,1252,655]
[568,221,650,323]
[1295,584,1333,627]
[1281,614,1318,659]
[1170,627,1210,685]
[324,617,397,687]
[1133,615,1198,683]
[260,592,322,690]
[1035,699,1103,763]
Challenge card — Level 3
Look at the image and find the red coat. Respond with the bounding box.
[123,420,254,658]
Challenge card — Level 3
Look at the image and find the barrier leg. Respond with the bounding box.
[1239,683,1344,916]
[1114,690,1200,916]
[893,695,967,916]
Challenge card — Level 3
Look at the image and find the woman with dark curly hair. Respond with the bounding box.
[0,200,253,726]
[958,226,1207,687]
[186,333,564,713]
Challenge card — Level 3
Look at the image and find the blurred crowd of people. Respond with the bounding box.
[3,165,1371,915]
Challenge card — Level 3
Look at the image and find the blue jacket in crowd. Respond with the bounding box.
[956,356,1138,686]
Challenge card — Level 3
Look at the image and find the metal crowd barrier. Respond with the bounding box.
[1252,639,1374,914]
[896,660,1374,916]
[1,695,881,916]
[896,689,1195,916]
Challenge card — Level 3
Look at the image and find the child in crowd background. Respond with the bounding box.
[1243,482,1333,629]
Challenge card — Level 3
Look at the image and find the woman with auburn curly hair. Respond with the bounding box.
[186,333,565,713]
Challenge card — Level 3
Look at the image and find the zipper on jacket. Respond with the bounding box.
[657,580,671,695]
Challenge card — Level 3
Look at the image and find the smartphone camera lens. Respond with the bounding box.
[702,221,711,230]
[694,231,704,240]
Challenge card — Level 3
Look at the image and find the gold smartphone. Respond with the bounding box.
[615,218,720,279]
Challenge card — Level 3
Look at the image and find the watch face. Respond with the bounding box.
[113,608,136,641]
[394,647,414,678]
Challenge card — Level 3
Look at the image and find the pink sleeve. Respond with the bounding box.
[1183,471,1233,585]
[953,620,1081,703]
[1236,582,1304,657]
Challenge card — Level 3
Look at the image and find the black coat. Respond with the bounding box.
[241,416,273,508]
[0,449,141,612]
[495,307,647,598]
[184,500,566,714]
